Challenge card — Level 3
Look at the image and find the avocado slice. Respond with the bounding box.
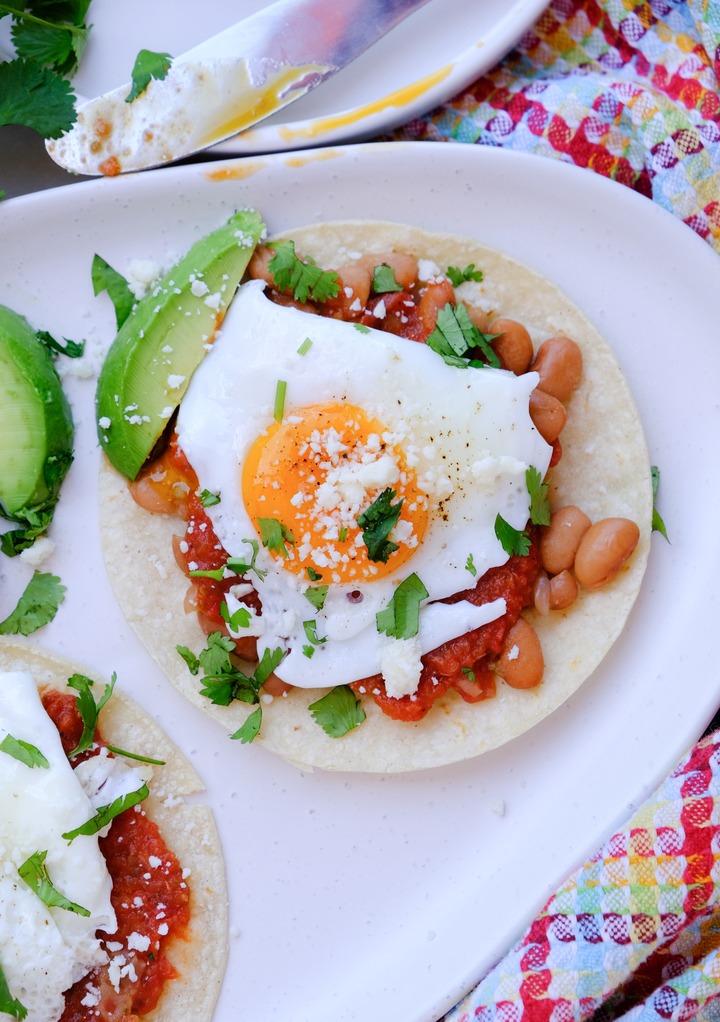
[95,208,266,480]
[0,305,74,551]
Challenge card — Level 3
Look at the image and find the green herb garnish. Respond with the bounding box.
[273,379,287,422]
[376,573,429,639]
[357,487,403,563]
[0,734,49,769]
[465,553,477,577]
[220,601,252,631]
[126,49,173,103]
[36,330,85,360]
[426,303,500,369]
[230,705,263,744]
[0,571,66,636]
[446,264,483,286]
[526,466,551,526]
[66,671,116,757]
[303,620,326,646]
[297,337,313,355]
[267,240,340,303]
[651,465,669,541]
[18,849,90,915]
[0,959,27,1020]
[258,517,294,558]
[91,255,135,329]
[304,585,328,611]
[372,263,403,294]
[494,514,531,557]
[198,488,221,508]
[62,784,150,842]
[308,685,366,737]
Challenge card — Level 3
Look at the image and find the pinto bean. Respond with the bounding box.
[574,518,640,590]
[462,302,490,334]
[416,276,456,335]
[496,617,544,690]
[533,572,551,616]
[531,336,583,403]
[325,263,372,316]
[488,318,534,374]
[548,570,579,610]
[539,505,592,574]
[529,388,567,444]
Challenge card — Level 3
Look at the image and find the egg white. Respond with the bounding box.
[176,280,551,694]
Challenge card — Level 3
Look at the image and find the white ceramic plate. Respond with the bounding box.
[2,0,548,153]
[0,143,717,1022]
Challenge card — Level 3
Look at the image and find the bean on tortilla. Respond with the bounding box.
[531,336,583,403]
[548,569,579,610]
[574,518,640,590]
[358,251,419,290]
[539,505,592,575]
[496,618,544,689]
[488,317,534,374]
[529,387,567,444]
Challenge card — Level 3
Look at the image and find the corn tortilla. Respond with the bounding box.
[98,221,652,773]
[0,637,227,1021]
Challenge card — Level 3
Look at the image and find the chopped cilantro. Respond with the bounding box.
[304,585,328,611]
[338,526,348,542]
[0,55,76,140]
[494,514,531,557]
[376,573,429,639]
[357,487,403,563]
[267,240,340,303]
[126,49,173,103]
[0,959,26,1020]
[91,255,135,329]
[354,323,371,334]
[297,337,313,355]
[465,553,477,577]
[36,330,85,360]
[18,850,90,916]
[226,538,268,581]
[372,263,403,294]
[526,466,551,526]
[66,671,116,757]
[0,571,66,635]
[230,705,262,744]
[0,734,49,769]
[308,685,366,738]
[306,567,322,581]
[460,666,476,682]
[446,263,484,287]
[188,566,224,580]
[302,645,315,659]
[179,634,285,728]
[62,783,150,842]
[220,600,252,631]
[258,517,294,558]
[651,465,669,541]
[273,379,287,422]
[426,303,501,369]
[198,488,221,508]
[303,620,326,646]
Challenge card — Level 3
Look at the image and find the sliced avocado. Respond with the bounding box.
[0,305,74,546]
[95,208,266,480]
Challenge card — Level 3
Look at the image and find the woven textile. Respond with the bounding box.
[441,733,720,1022]
[391,0,720,254]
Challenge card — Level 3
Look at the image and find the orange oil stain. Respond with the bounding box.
[205,160,268,182]
[278,64,453,141]
[283,150,341,168]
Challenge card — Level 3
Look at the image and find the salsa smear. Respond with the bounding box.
[42,689,190,1021]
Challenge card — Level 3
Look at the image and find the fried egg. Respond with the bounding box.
[176,280,551,698]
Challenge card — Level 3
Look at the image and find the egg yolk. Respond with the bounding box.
[242,402,429,583]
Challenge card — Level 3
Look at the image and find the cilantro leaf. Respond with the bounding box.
[0,56,76,138]
[651,465,669,541]
[465,553,477,577]
[36,329,85,359]
[372,263,402,294]
[446,263,483,287]
[426,303,501,369]
[303,619,326,646]
[198,488,221,508]
[0,734,49,769]
[308,685,366,738]
[225,538,268,581]
[1,506,54,556]
[354,323,370,334]
[0,960,26,1020]
[376,573,429,639]
[357,488,403,563]
[91,255,135,329]
[105,746,165,765]
[267,240,340,303]
[18,849,90,916]
[0,571,66,635]
[306,567,322,581]
[66,671,116,757]
[230,705,262,744]
[304,585,328,611]
[181,633,286,722]
[494,514,531,557]
[526,466,551,526]
[126,49,173,103]
[62,783,150,842]
[220,601,252,631]
[258,517,294,558]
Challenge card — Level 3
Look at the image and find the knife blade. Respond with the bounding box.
[46,0,432,176]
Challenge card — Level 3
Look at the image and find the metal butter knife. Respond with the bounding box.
[46,0,432,176]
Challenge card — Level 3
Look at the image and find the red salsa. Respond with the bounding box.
[41,690,190,1022]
